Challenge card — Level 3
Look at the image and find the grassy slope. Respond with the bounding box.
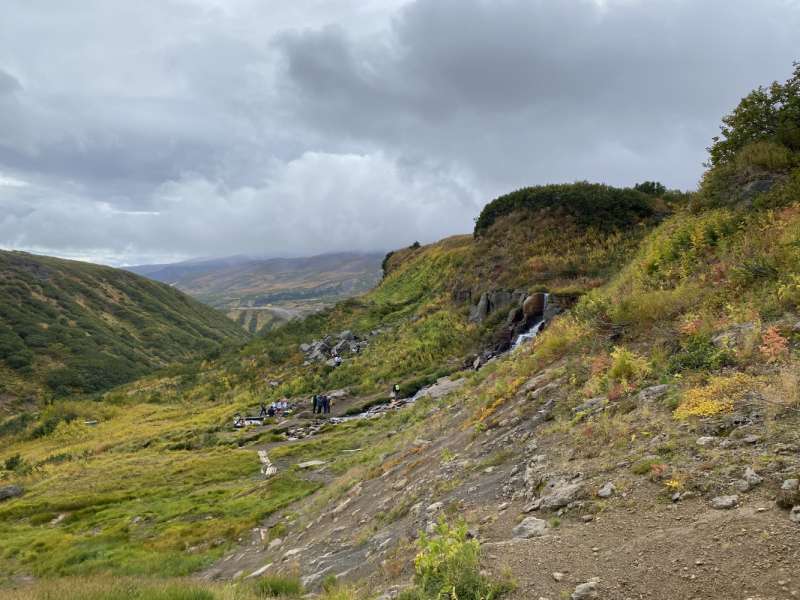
[0,251,250,405]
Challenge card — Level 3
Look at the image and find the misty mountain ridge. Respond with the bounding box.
[129,251,386,334]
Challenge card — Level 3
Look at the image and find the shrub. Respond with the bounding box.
[759,326,789,362]
[607,347,650,381]
[268,522,287,541]
[29,512,57,526]
[675,373,764,419]
[4,453,22,471]
[257,575,305,598]
[667,336,728,373]
[474,182,655,234]
[634,181,668,197]
[321,573,338,592]
[734,140,793,172]
[404,517,514,600]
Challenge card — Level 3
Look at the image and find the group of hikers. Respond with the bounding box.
[259,399,289,419]
[312,394,332,414]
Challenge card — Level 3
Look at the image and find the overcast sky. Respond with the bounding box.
[0,0,798,266]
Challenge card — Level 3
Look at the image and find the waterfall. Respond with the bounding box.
[511,293,548,350]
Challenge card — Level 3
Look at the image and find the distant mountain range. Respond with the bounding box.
[125,254,274,283]
[127,252,385,334]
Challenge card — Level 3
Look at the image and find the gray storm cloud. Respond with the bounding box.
[0,0,798,265]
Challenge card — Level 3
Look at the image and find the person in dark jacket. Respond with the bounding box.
[312,395,318,414]
[260,403,267,417]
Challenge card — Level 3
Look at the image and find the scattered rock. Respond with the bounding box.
[777,479,800,508]
[393,478,408,491]
[571,397,607,415]
[638,385,668,403]
[511,517,548,539]
[709,495,738,510]
[596,483,616,498]
[498,502,509,511]
[571,581,599,599]
[737,466,763,493]
[540,484,582,510]
[790,506,800,524]
[282,548,302,560]
[742,434,760,444]
[0,486,23,501]
[332,498,351,516]
[529,383,558,401]
[696,436,717,447]
[581,514,594,523]
[523,499,542,512]
[426,502,443,516]
[553,572,565,582]
[410,502,424,517]
[245,563,273,580]
[268,538,282,550]
[375,585,407,600]
[298,460,326,470]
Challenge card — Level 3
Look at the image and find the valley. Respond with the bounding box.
[130,253,385,334]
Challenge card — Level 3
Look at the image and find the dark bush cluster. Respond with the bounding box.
[473,181,655,235]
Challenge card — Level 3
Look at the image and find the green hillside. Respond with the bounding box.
[0,251,250,405]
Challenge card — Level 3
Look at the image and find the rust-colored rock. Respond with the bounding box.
[523,293,546,316]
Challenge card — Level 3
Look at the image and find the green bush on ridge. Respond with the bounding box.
[473,181,656,234]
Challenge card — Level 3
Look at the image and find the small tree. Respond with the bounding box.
[707,62,800,167]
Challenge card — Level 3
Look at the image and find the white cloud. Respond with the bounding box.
[0,0,798,264]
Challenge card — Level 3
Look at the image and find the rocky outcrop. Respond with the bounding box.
[468,293,490,325]
[467,289,527,325]
[0,486,23,501]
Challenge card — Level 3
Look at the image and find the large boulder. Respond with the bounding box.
[0,486,23,502]
[338,330,354,341]
[428,378,465,400]
[540,483,582,510]
[523,293,547,316]
[511,517,548,539]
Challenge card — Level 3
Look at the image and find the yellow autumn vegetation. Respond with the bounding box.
[674,373,764,419]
